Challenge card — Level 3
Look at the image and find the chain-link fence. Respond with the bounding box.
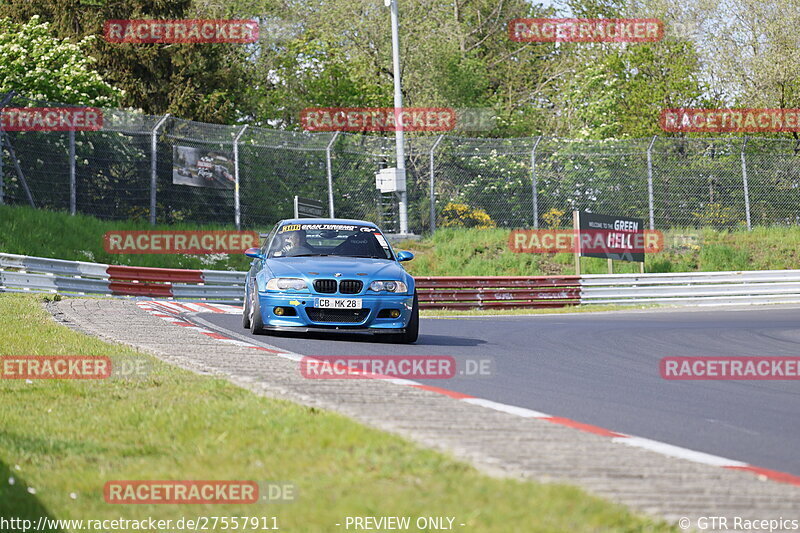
[3,94,800,233]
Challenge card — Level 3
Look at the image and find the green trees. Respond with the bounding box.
[693,0,800,113]
[0,0,727,138]
[3,0,799,233]
[0,0,251,122]
[5,0,800,138]
[245,0,559,135]
[0,16,121,105]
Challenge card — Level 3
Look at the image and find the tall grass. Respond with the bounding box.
[3,205,800,276]
[0,205,252,270]
[398,226,800,277]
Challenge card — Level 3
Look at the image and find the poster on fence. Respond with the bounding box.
[172,146,235,190]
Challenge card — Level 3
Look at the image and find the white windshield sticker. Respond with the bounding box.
[375,233,389,248]
[300,224,358,231]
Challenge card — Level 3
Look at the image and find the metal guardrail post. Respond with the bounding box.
[69,130,76,215]
[429,134,444,233]
[531,135,543,229]
[325,131,340,217]
[233,124,248,230]
[741,136,751,231]
[150,114,170,226]
[647,135,657,230]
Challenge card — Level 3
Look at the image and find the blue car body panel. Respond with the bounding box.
[245,218,415,334]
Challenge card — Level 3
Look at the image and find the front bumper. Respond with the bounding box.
[263,325,405,334]
[257,292,413,331]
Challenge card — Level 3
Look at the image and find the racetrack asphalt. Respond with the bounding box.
[195,306,800,477]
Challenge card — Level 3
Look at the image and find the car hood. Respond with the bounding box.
[264,256,409,281]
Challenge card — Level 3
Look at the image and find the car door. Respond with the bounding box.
[246,223,279,297]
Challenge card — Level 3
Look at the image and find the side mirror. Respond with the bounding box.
[244,247,263,259]
[396,250,414,262]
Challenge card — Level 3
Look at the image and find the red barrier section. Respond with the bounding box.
[106,265,204,283]
[419,288,581,301]
[108,281,174,298]
[415,276,581,288]
[96,264,581,310]
[415,276,581,310]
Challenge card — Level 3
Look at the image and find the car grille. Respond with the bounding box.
[339,280,363,294]
[306,308,369,323]
[313,279,337,293]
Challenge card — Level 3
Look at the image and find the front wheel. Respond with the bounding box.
[242,281,252,329]
[249,287,266,335]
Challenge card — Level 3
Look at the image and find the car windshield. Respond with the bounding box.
[267,223,394,260]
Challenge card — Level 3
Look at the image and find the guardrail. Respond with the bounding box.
[581,270,800,306]
[4,253,800,309]
[0,253,245,302]
[415,276,581,309]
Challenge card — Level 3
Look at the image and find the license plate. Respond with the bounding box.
[315,298,362,309]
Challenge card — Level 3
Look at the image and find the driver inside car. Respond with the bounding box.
[279,229,315,257]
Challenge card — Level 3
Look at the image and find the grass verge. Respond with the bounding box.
[0,205,251,271]
[0,294,675,532]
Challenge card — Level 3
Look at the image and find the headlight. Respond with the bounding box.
[266,278,308,291]
[369,280,408,293]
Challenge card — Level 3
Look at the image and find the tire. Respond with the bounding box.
[242,281,252,330]
[390,292,419,344]
[249,286,266,335]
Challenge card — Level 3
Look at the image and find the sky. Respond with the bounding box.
[531,0,571,14]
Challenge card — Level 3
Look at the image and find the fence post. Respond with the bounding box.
[1,135,35,207]
[0,136,3,205]
[233,124,248,230]
[741,136,751,230]
[429,134,445,233]
[325,131,340,217]
[647,135,657,230]
[69,130,76,215]
[0,101,5,205]
[531,135,543,229]
[149,114,170,226]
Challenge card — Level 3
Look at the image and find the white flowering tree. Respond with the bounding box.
[0,16,121,105]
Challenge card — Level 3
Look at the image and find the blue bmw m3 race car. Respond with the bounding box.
[242,219,418,343]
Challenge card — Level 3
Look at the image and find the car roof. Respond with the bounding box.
[278,218,379,228]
